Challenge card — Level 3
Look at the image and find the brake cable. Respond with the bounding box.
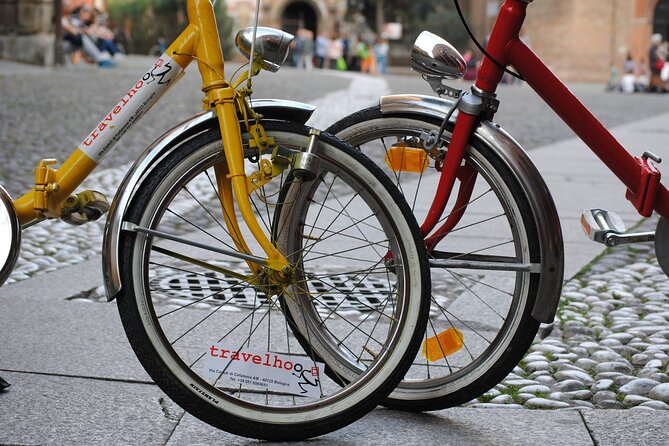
[453,0,524,81]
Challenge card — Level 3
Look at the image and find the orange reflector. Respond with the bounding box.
[384,144,429,173]
[422,327,464,362]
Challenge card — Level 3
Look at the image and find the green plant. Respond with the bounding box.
[108,0,233,56]
[505,385,522,403]
[477,393,495,404]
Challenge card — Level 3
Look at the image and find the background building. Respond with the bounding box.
[2,0,669,83]
[0,0,105,65]
[227,0,346,38]
[467,0,669,83]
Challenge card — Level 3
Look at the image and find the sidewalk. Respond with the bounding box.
[2,72,669,444]
[529,109,669,280]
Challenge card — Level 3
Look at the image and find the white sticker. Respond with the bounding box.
[203,344,324,398]
[79,54,183,163]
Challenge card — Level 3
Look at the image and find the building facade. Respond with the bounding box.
[2,0,669,81]
[468,0,669,82]
[227,0,347,38]
[0,0,105,65]
[0,0,58,65]
[225,0,669,81]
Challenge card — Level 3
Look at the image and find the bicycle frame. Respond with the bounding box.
[423,0,669,240]
[11,0,288,273]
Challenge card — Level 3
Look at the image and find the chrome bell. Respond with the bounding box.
[0,184,20,287]
[411,31,466,80]
[235,27,295,73]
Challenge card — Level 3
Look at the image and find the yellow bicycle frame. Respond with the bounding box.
[13,0,288,273]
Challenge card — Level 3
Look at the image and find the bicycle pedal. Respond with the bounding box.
[581,208,654,247]
[60,190,110,226]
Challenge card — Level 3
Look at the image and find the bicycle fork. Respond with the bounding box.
[212,96,290,275]
[420,93,484,251]
[181,2,291,278]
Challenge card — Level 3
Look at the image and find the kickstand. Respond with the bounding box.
[0,375,10,391]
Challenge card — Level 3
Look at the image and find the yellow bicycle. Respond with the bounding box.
[0,0,430,440]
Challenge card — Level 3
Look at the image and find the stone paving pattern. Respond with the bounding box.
[468,218,669,410]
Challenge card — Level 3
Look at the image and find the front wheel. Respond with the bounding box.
[115,120,430,440]
[328,108,559,410]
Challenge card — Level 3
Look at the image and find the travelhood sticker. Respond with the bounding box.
[203,344,324,398]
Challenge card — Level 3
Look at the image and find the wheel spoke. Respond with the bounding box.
[429,251,540,273]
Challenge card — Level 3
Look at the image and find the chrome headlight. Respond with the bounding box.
[411,31,466,80]
[235,27,295,73]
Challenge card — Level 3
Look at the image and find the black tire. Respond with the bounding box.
[327,107,552,410]
[116,120,430,439]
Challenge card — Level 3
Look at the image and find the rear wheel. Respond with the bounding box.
[115,120,430,439]
[328,108,551,410]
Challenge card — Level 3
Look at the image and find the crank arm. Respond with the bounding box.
[604,231,654,247]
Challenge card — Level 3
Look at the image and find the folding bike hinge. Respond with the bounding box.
[581,208,654,247]
[33,159,59,218]
[60,190,110,226]
[625,151,662,217]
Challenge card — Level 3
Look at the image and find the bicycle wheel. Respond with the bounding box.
[327,107,552,411]
[115,120,429,440]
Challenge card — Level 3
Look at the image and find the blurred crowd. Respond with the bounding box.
[611,33,669,93]
[292,29,390,75]
[61,0,124,68]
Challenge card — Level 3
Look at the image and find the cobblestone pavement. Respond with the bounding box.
[467,217,669,410]
[0,57,350,196]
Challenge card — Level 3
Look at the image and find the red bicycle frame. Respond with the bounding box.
[422,0,669,242]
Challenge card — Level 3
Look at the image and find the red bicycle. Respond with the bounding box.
[328,0,667,411]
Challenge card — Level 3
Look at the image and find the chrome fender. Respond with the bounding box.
[380,94,564,323]
[103,99,315,300]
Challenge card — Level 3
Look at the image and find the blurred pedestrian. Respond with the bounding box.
[341,33,351,69]
[62,3,115,67]
[619,53,637,93]
[637,57,649,92]
[649,33,664,92]
[347,36,360,71]
[462,49,478,81]
[88,9,121,57]
[374,38,389,75]
[326,33,344,70]
[358,40,376,74]
[296,28,314,70]
[315,32,328,68]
